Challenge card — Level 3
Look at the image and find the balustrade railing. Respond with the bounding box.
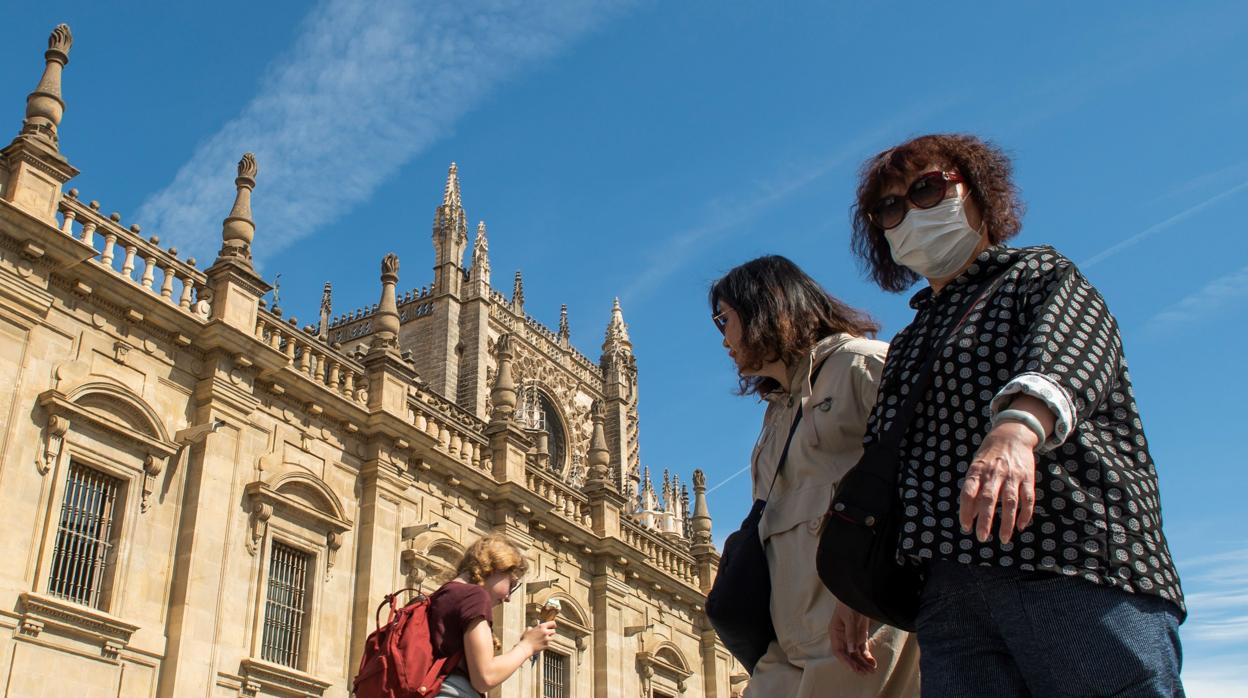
[57,194,212,320]
[254,310,369,404]
[525,467,591,529]
[621,519,698,587]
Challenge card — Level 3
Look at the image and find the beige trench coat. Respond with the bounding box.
[743,334,919,698]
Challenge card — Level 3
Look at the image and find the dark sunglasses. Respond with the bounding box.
[869,170,964,230]
[509,576,523,597]
[711,309,729,334]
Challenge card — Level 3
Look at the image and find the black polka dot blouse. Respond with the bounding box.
[864,245,1185,614]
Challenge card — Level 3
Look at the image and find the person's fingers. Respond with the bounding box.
[958,459,987,532]
[1017,471,1036,531]
[998,464,1020,544]
[973,457,1006,542]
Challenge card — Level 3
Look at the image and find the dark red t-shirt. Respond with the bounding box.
[427,581,494,673]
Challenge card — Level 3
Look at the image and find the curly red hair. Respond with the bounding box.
[851,134,1025,292]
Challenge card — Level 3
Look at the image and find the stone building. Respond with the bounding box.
[0,25,747,698]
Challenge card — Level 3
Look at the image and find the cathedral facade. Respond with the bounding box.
[0,25,745,698]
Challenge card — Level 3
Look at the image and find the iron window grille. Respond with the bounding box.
[261,542,312,668]
[542,650,569,698]
[47,462,122,609]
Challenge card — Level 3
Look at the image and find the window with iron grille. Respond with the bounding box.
[47,462,122,610]
[542,650,569,698]
[261,542,312,668]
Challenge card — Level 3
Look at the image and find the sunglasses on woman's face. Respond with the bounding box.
[509,576,523,597]
[869,170,964,230]
[712,310,729,335]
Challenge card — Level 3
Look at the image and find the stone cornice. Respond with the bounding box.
[0,198,96,269]
[38,389,178,459]
[244,480,353,533]
[17,591,139,660]
[237,658,331,697]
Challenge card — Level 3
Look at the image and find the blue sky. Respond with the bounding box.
[6,1,1247,692]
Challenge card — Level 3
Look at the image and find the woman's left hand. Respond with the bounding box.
[958,421,1038,545]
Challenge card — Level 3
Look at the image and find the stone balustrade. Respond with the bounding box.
[254,310,368,404]
[57,194,212,319]
[525,466,592,529]
[407,398,490,473]
[621,519,699,587]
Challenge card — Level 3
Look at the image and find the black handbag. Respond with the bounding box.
[707,360,826,673]
[816,272,1008,631]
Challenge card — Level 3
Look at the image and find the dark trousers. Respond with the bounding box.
[916,560,1184,697]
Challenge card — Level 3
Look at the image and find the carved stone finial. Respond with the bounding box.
[18,24,73,147]
[442,162,462,208]
[470,220,491,285]
[602,297,632,354]
[218,153,259,267]
[691,468,712,545]
[490,334,517,423]
[586,401,610,484]
[318,282,332,341]
[558,304,570,344]
[512,270,524,313]
[371,254,400,350]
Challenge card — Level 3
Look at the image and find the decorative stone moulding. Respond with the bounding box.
[243,477,352,580]
[17,591,139,662]
[36,388,177,512]
[237,658,331,698]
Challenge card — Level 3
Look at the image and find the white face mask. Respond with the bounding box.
[884,192,983,280]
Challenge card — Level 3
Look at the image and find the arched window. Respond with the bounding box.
[538,393,566,474]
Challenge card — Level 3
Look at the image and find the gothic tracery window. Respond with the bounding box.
[538,393,566,474]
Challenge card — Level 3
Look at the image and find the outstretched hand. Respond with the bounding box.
[959,421,1038,545]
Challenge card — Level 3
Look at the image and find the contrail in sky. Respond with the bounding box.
[136,0,631,264]
[1082,180,1248,269]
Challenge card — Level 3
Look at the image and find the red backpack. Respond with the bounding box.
[353,588,464,697]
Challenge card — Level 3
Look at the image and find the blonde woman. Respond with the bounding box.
[427,534,555,697]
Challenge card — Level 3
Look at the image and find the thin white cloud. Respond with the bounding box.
[1171,546,1248,694]
[136,0,631,263]
[620,100,958,302]
[1146,263,1248,334]
[1081,180,1248,269]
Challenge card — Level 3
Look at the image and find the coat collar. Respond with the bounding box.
[907,244,1036,311]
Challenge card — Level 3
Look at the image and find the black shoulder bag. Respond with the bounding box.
[706,360,826,674]
[816,271,1009,631]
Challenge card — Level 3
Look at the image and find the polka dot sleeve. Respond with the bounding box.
[1010,264,1123,430]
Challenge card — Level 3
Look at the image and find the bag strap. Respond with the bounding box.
[763,355,829,500]
[874,269,1013,455]
[375,587,423,630]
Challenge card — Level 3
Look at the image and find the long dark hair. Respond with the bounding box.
[709,255,879,396]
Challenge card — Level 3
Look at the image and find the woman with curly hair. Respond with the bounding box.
[710,256,920,697]
[833,133,1184,696]
[427,534,555,697]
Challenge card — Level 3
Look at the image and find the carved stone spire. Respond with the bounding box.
[1,24,80,223]
[432,162,468,296]
[442,162,462,208]
[490,334,518,424]
[318,282,333,341]
[371,254,400,351]
[602,297,632,354]
[218,153,259,268]
[690,469,712,545]
[17,24,72,147]
[586,401,610,484]
[558,304,570,345]
[470,220,491,285]
[511,270,524,314]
